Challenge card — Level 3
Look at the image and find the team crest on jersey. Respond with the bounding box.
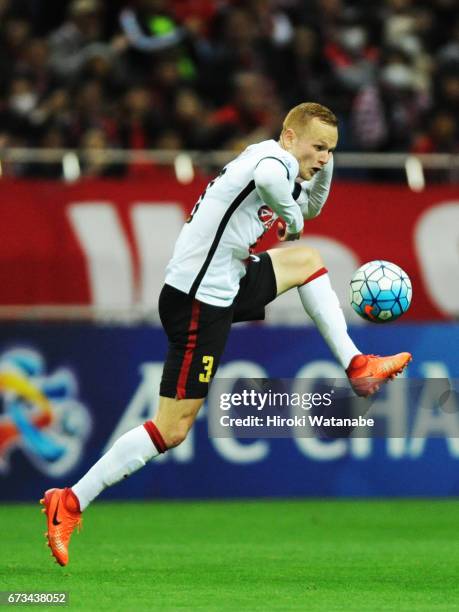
[257,206,276,231]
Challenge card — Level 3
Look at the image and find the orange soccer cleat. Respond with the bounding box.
[40,488,82,566]
[346,352,412,397]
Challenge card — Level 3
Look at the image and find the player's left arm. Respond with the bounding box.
[294,154,334,220]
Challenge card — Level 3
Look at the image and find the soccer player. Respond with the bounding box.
[40,103,411,566]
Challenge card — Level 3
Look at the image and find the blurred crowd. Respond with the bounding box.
[0,0,459,178]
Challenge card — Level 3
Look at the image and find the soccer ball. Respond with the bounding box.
[350,260,412,323]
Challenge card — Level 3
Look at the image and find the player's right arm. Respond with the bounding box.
[253,158,304,241]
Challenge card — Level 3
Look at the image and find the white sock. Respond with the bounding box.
[298,271,361,369]
[72,423,164,511]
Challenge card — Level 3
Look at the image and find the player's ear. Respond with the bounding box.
[282,128,295,148]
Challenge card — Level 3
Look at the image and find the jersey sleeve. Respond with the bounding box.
[253,157,304,234]
[294,156,334,220]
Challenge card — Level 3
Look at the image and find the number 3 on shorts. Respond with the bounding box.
[199,355,214,383]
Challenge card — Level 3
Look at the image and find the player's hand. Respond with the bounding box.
[277,222,301,242]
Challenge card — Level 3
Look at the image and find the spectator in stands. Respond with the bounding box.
[246,0,295,48]
[28,88,72,143]
[351,48,430,151]
[273,25,333,108]
[207,70,283,150]
[1,16,31,61]
[118,0,189,83]
[172,88,214,149]
[411,109,459,182]
[7,75,38,118]
[16,38,56,99]
[154,129,184,151]
[117,84,162,150]
[204,7,268,105]
[2,75,41,145]
[79,127,125,178]
[148,55,191,116]
[324,20,379,113]
[68,79,116,146]
[0,0,457,175]
[383,0,417,49]
[48,0,106,81]
[412,110,458,154]
[170,0,217,41]
[76,42,129,100]
[25,125,66,179]
[119,0,184,54]
[0,16,32,89]
[434,70,459,114]
[308,0,344,41]
[381,1,434,94]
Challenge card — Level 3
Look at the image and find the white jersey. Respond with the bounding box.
[165,139,303,307]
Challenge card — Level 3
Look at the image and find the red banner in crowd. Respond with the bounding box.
[0,173,457,320]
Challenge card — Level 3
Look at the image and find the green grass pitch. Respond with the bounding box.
[1,499,459,611]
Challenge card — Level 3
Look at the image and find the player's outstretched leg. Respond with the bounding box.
[267,246,412,396]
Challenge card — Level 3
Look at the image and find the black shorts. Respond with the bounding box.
[159,252,277,399]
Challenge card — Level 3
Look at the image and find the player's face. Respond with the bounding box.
[285,118,338,180]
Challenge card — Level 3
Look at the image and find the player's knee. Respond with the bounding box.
[162,421,191,448]
[296,246,323,281]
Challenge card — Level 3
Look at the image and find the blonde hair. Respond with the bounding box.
[282,103,338,135]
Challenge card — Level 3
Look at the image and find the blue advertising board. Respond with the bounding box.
[0,322,458,501]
